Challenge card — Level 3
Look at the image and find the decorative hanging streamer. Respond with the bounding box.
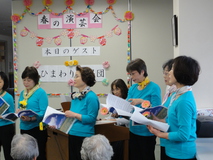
[20,25,121,46]
[11,1,134,24]
[15,92,107,97]
[13,25,18,95]
[126,0,132,88]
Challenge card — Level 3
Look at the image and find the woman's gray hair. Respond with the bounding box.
[81,134,114,160]
[11,134,39,160]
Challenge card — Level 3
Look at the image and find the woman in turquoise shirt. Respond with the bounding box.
[148,56,200,160]
[65,65,99,160]
[160,59,176,160]
[0,71,15,160]
[126,58,161,160]
[17,66,48,160]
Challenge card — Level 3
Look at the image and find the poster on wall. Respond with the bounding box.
[38,13,102,29]
[37,65,105,82]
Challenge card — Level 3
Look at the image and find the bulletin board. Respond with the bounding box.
[12,0,133,108]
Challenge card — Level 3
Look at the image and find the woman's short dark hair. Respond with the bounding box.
[0,71,9,90]
[21,66,40,85]
[111,79,128,99]
[173,56,200,86]
[162,59,174,71]
[76,65,96,87]
[126,58,148,77]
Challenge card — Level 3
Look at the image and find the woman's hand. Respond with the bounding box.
[48,125,56,130]
[128,98,143,106]
[65,110,82,121]
[147,125,168,139]
[20,116,31,121]
[151,113,165,123]
[65,110,76,118]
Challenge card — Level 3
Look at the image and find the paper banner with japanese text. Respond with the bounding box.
[37,65,105,82]
[38,13,102,29]
[42,46,100,57]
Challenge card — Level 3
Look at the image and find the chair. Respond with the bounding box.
[61,102,71,112]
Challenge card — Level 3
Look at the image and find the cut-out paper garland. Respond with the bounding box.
[11,0,134,24]
[20,25,121,46]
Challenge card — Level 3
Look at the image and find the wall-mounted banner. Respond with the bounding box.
[42,46,100,57]
[37,65,105,82]
[38,13,102,29]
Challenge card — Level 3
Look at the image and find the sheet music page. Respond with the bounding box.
[106,93,133,112]
[130,110,169,132]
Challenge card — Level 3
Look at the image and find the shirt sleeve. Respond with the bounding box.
[81,96,99,124]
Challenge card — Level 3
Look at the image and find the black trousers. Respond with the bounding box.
[21,126,47,160]
[161,146,167,160]
[166,155,197,160]
[0,124,15,160]
[69,135,85,160]
[129,132,156,160]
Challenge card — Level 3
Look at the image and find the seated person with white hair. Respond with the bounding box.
[11,134,39,160]
[81,134,114,160]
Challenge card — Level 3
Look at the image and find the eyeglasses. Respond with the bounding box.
[163,71,169,76]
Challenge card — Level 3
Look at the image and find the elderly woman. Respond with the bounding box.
[65,65,100,160]
[17,66,48,160]
[148,56,200,160]
[81,134,114,160]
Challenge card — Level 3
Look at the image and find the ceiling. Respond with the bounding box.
[0,0,13,37]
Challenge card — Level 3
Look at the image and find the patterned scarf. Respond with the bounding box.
[168,85,192,108]
[20,84,40,109]
[71,86,91,100]
[162,84,177,105]
[138,77,150,89]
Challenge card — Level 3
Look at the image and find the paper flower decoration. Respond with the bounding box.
[33,61,41,69]
[68,61,74,66]
[68,79,74,86]
[99,38,106,46]
[45,37,52,44]
[54,37,62,46]
[100,107,109,115]
[65,60,79,66]
[141,100,151,108]
[11,14,20,23]
[73,60,78,65]
[43,0,53,6]
[65,0,75,6]
[102,61,110,69]
[124,11,134,21]
[114,27,122,36]
[64,61,69,66]
[80,36,88,45]
[102,78,109,86]
[107,0,116,5]
[85,0,94,5]
[36,37,44,47]
[23,0,33,7]
[19,100,27,110]
[20,29,29,37]
[67,29,75,39]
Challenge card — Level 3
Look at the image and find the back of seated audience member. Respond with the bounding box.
[11,134,39,160]
[81,134,114,160]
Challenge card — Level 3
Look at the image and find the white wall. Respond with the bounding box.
[174,0,213,109]
[12,0,173,110]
